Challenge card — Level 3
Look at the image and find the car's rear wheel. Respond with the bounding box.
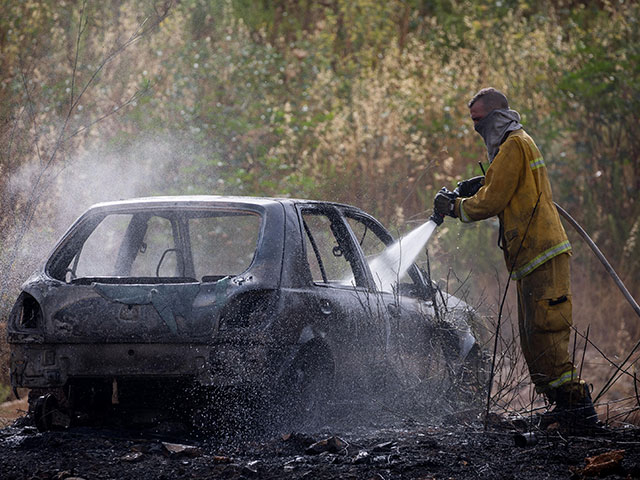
[29,389,72,431]
[33,393,58,431]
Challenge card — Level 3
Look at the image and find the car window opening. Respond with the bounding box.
[52,210,262,285]
[301,209,364,288]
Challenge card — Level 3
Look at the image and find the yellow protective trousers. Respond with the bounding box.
[516,252,583,396]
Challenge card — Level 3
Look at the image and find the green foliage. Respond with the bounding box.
[550,2,640,278]
[0,0,638,341]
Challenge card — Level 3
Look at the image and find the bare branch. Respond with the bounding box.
[19,69,44,168]
[484,193,542,430]
[4,99,27,174]
[0,1,174,302]
[578,324,589,383]
[70,0,89,106]
[65,84,151,141]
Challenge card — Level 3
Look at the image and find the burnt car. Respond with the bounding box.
[7,196,487,431]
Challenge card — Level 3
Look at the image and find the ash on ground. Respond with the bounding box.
[2,401,640,480]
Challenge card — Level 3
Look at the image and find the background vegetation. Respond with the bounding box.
[0,0,638,415]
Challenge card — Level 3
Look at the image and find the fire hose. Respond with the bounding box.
[554,202,640,320]
[554,203,640,401]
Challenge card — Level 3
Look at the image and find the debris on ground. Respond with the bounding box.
[161,442,203,458]
[120,451,144,463]
[304,436,348,455]
[281,431,316,451]
[1,415,640,479]
[574,449,625,477]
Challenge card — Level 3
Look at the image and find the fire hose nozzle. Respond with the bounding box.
[429,211,445,226]
[431,186,457,225]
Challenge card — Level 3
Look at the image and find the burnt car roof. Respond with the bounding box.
[86,195,359,212]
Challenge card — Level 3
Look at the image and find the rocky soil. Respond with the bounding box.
[1,405,640,480]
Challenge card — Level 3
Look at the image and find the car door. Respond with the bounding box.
[340,209,448,390]
[293,203,391,394]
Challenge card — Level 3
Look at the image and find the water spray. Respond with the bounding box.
[367,221,438,293]
[357,177,485,291]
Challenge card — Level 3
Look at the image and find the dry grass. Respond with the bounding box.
[0,397,27,428]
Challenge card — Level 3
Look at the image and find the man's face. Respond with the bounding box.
[469,100,489,126]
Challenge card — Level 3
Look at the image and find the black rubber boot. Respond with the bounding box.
[540,383,600,433]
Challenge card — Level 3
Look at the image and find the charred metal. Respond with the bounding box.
[7,196,487,431]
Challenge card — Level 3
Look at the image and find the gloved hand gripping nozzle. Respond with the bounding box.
[430,187,458,225]
[430,175,484,225]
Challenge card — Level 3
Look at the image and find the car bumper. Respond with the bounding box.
[10,342,270,389]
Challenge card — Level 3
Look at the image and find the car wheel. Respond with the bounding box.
[33,393,72,431]
[277,345,335,431]
[33,394,57,432]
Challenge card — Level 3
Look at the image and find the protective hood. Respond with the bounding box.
[474,108,523,162]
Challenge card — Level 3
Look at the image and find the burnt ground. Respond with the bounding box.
[2,406,640,480]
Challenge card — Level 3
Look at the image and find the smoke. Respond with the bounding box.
[0,133,214,312]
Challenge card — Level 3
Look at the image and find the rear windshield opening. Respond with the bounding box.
[49,209,262,284]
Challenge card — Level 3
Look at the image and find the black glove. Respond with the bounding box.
[433,187,458,218]
[455,175,484,198]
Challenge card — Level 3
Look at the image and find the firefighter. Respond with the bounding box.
[433,87,598,430]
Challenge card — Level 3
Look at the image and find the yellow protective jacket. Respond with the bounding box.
[454,129,571,280]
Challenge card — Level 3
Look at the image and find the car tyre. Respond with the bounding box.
[276,346,335,431]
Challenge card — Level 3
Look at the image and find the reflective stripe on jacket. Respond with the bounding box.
[454,129,571,280]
